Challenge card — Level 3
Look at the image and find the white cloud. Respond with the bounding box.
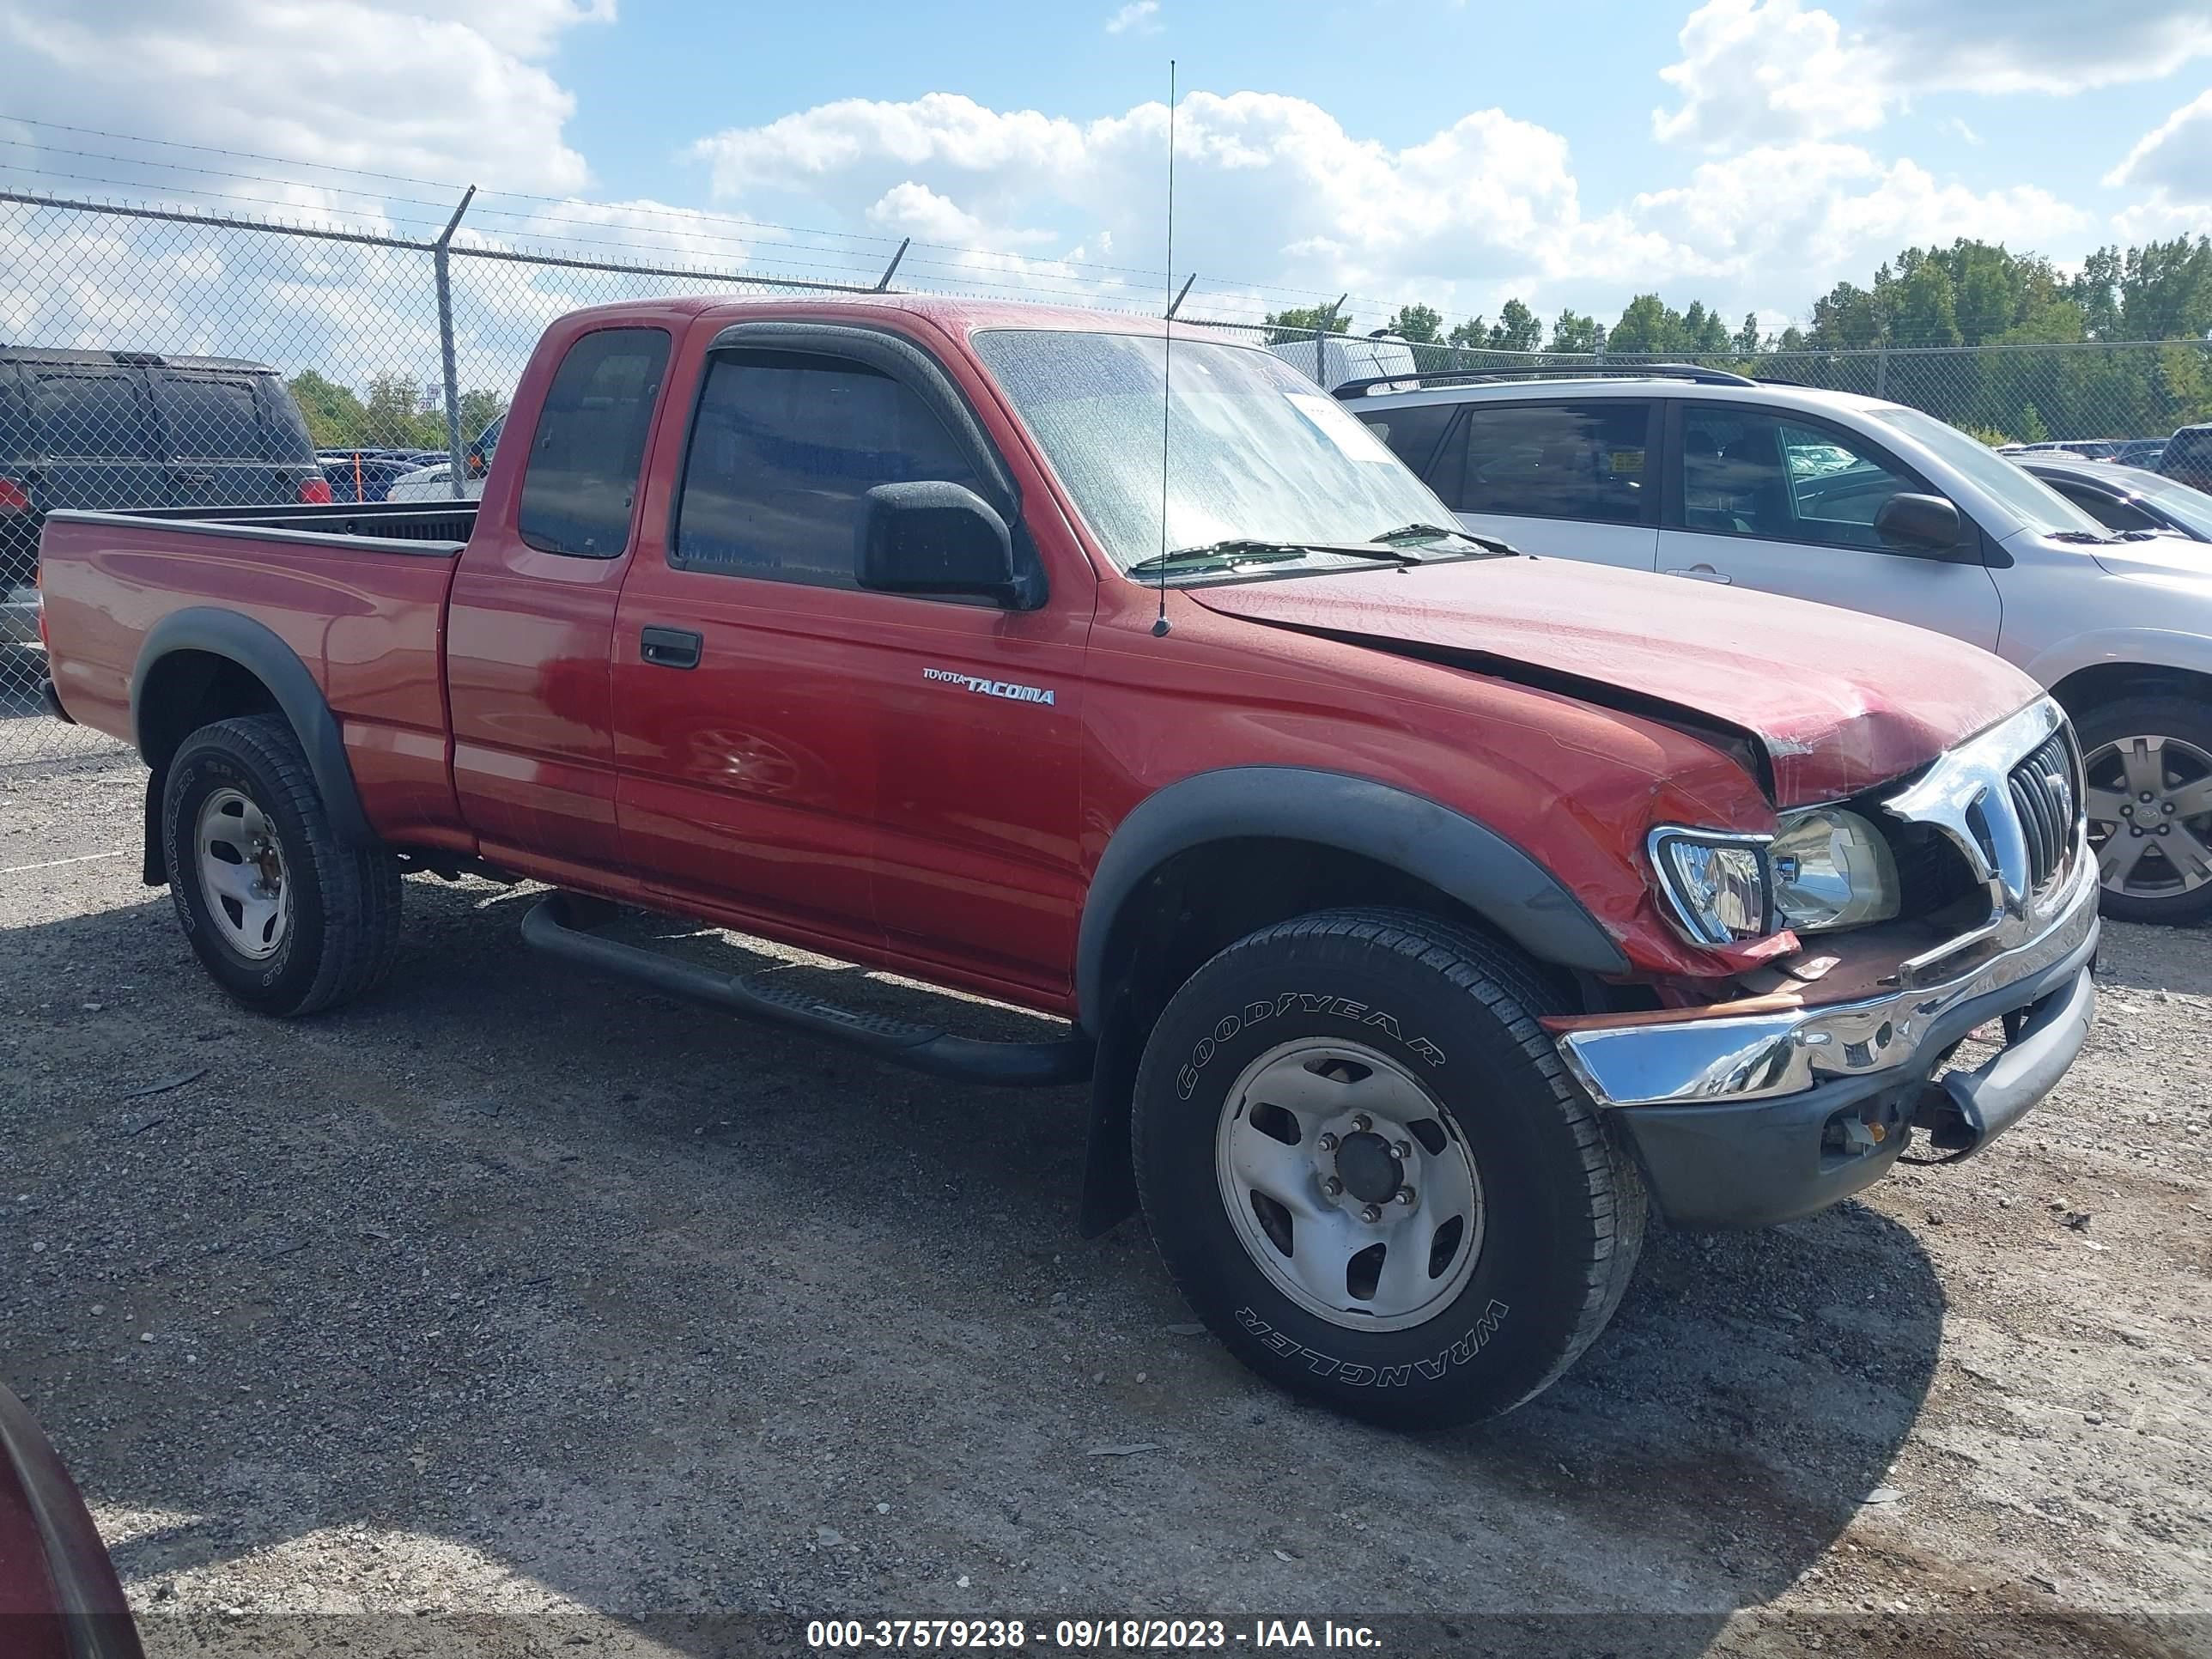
[1853,0,2212,97]
[1104,0,1159,34]
[684,88,2112,335]
[864,181,1058,252]
[1656,0,2212,149]
[1943,117,1984,147]
[1654,0,1873,150]
[2106,87,2212,198]
[0,0,612,193]
[1633,143,2091,289]
[688,91,1668,324]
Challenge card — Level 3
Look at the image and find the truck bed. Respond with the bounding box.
[37,501,471,842]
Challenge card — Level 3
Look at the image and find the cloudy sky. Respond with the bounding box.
[1,0,2209,379]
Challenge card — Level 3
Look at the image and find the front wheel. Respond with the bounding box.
[2076,695,2212,927]
[1132,909,1644,1429]
[163,714,402,1015]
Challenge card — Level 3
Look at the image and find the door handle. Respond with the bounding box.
[175,470,214,488]
[1663,564,1732,584]
[640,626,702,670]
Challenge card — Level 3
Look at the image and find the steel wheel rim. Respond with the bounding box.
[2084,734,2212,901]
[195,787,290,960]
[1214,1038,1485,1333]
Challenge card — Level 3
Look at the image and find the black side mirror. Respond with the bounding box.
[858,481,1029,605]
[1875,492,1965,556]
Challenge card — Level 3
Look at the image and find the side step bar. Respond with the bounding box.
[520,893,1093,1088]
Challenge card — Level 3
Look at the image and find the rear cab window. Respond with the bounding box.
[517,326,672,558]
[1446,399,1656,525]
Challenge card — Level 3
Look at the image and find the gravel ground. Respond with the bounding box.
[2,749,2208,1659]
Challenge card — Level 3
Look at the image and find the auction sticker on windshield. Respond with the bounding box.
[1282,392,1398,463]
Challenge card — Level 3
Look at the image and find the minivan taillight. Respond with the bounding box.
[0,477,29,514]
[297,476,333,505]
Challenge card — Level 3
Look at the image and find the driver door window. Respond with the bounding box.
[1678,409,1921,550]
[1661,402,2002,651]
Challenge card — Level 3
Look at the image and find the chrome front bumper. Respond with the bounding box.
[1557,854,2100,1111]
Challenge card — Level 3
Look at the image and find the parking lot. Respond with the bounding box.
[3,745,2209,1658]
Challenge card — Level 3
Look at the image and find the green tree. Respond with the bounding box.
[1680,301,1731,355]
[1778,325,1808,351]
[1733,312,1763,353]
[2120,237,2212,341]
[1547,309,1604,355]
[2067,246,2125,339]
[457,388,508,440]
[288,369,368,447]
[1607,293,1683,355]
[361,374,440,447]
[1808,279,1887,349]
[1951,246,2014,346]
[1489,298,1542,353]
[1263,306,1349,346]
[1891,259,1961,349]
[1446,315,1488,349]
[1387,302,1443,343]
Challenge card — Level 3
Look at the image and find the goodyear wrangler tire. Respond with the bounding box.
[1132,908,1644,1429]
[163,714,402,1018]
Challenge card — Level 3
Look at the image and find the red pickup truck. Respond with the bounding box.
[38,297,2099,1426]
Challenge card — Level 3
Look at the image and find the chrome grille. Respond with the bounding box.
[2006,730,2081,892]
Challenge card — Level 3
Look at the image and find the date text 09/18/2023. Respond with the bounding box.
[805,1618,1384,1650]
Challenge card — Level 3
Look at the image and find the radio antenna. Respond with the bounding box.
[1152,58,1176,638]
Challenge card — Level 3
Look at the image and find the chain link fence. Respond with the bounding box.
[1183,312,2212,453]
[6,190,2211,770]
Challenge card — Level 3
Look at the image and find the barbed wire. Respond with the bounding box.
[0,113,1372,313]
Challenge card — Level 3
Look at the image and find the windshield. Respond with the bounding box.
[1867,405,2110,538]
[972,328,1455,573]
[2108,469,2212,538]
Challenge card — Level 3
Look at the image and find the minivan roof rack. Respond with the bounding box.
[1330,362,1759,400]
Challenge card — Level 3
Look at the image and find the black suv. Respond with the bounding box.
[2,348,326,641]
[2159,424,2212,495]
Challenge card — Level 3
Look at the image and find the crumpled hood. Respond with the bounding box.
[1187,556,2044,805]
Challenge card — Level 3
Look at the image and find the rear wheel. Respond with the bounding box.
[163,714,402,1015]
[1133,908,1644,1429]
[2077,696,2212,927]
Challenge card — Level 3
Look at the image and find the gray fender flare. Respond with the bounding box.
[1073,766,1628,1033]
[130,607,374,845]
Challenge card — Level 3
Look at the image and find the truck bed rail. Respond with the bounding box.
[42,501,475,554]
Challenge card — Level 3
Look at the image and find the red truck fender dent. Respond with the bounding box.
[128,607,374,884]
[1071,766,1630,1237]
[1075,766,1629,1034]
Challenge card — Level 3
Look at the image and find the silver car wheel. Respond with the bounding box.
[1214,1037,1485,1333]
[2085,733,2212,900]
[196,787,290,961]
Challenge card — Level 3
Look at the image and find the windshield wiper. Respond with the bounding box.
[1370,521,1520,556]
[1370,521,1475,545]
[1126,538,1420,577]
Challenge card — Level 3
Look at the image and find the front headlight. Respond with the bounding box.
[1771,807,1899,932]
[1649,829,1773,945]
